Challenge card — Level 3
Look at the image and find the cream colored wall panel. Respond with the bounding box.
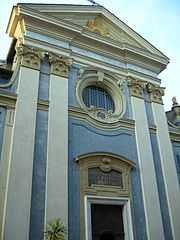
[4,67,39,240]
[131,96,164,240]
[152,102,180,240]
[46,74,68,232]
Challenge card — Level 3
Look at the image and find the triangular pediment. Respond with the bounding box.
[37,11,147,50]
[16,4,169,61]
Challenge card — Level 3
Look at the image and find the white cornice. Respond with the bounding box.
[24,22,166,74]
[7,4,169,68]
[17,4,169,60]
[19,6,83,33]
[22,34,161,85]
[26,27,160,76]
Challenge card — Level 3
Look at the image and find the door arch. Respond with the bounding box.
[76,152,135,240]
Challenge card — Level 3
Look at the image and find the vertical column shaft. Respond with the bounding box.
[4,45,41,240]
[46,55,71,236]
[128,79,164,240]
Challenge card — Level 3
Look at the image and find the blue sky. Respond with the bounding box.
[1,0,179,110]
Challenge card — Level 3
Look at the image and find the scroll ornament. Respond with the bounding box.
[147,82,165,104]
[15,44,44,70]
[49,53,72,77]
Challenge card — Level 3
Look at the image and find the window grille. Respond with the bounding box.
[82,86,115,112]
[88,167,123,187]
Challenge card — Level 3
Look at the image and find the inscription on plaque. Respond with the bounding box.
[88,167,123,187]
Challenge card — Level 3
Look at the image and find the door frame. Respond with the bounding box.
[84,195,134,240]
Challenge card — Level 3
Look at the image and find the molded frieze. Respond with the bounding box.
[49,53,72,77]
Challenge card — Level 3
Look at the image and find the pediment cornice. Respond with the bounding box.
[6,4,169,73]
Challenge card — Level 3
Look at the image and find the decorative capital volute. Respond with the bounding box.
[146,83,165,104]
[127,77,146,98]
[15,44,44,70]
[49,53,72,78]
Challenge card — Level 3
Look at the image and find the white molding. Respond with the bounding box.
[24,29,162,78]
[23,34,161,85]
[45,73,68,237]
[15,4,169,62]
[7,4,169,76]
[84,195,134,240]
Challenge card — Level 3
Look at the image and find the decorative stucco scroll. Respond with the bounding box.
[86,16,109,36]
[15,44,44,70]
[128,77,165,104]
[49,53,72,78]
[146,82,165,104]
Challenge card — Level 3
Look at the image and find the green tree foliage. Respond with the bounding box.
[45,218,66,240]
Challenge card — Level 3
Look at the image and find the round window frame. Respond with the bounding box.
[76,71,126,123]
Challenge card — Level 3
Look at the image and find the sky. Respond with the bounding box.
[0,0,180,110]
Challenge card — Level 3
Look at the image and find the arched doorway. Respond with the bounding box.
[76,152,135,240]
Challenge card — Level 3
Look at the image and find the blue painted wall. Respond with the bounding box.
[144,91,154,126]
[29,110,48,240]
[29,55,50,239]
[38,55,50,101]
[172,141,180,184]
[130,167,147,240]
[68,65,81,107]
[68,63,148,240]
[0,69,19,93]
[150,133,173,240]
[68,117,147,240]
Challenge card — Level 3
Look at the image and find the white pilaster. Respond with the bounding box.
[4,65,39,240]
[128,79,165,239]
[151,102,180,240]
[46,55,70,234]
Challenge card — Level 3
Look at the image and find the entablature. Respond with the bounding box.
[17,33,162,86]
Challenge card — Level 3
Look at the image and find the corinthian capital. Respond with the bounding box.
[127,77,146,98]
[15,44,44,70]
[146,83,165,104]
[49,53,72,78]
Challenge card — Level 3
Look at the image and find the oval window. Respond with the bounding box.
[82,86,115,112]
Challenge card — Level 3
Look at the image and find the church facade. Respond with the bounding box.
[0,3,180,240]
